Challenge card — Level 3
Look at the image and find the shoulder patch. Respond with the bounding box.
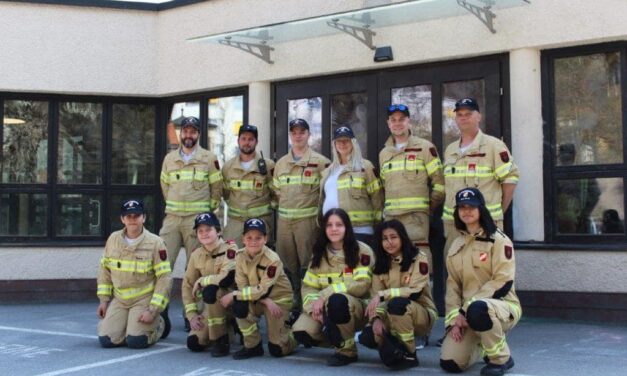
[159,249,167,261]
[360,254,371,266]
[505,245,513,260]
[214,160,221,169]
[267,265,277,278]
[325,163,330,168]
[419,262,429,275]
[499,151,510,163]
[227,249,236,259]
[430,147,438,157]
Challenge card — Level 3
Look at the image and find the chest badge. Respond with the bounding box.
[304,170,312,177]
[479,252,488,262]
[344,267,353,276]
[407,154,416,161]
[468,163,476,173]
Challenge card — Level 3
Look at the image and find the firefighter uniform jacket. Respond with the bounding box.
[160,146,223,215]
[301,242,374,314]
[379,135,445,217]
[442,130,519,223]
[319,159,384,227]
[444,229,521,328]
[181,239,238,319]
[222,152,276,220]
[97,229,172,313]
[232,246,293,305]
[273,148,330,221]
[371,251,437,321]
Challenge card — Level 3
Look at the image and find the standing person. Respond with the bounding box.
[222,124,275,247]
[159,116,223,329]
[273,118,330,315]
[359,219,437,369]
[182,212,238,356]
[292,208,375,367]
[440,188,521,376]
[220,218,297,359]
[379,104,445,269]
[442,98,519,256]
[96,199,172,349]
[320,125,383,245]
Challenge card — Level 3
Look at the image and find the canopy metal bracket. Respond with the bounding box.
[218,37,274,64]
[457,0,498,33]
[327,15,377,50]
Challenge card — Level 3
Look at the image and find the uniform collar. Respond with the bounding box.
[173,145,206,163]
[452,130,485,156]
[202,238,224,254]
[289,147,313,166]
[244,245,268,264]
[234,152,262,173]
[121,228,146,250]
[384,133,421,152]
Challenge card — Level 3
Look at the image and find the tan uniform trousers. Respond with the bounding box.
[443,220,503,259]
[292,294,366,358]
[236,299,296,354]
[276,216,319,310]
[386,212,432,271]
[223,214,274,248]
[372,301,436,352]
[159,214,200,268]
[189,288,231,345]
[441,298,520,369]
[98,295,163,346]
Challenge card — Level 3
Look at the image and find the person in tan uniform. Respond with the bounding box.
[442,98,519,257]
[182,212,237,356]
[219,218,297,359]
[359,219,437,369]
[274,118,330,313]
[292,208,374,367]
[379,104,445,268]
[222,124,275,247]
[97,199,172,349]
[320,125,383,245]
[440,188,521,376]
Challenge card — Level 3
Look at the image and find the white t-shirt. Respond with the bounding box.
[125,236,138,245]
[180,147,197,163]
[322,165,345,215]
[395,142,406,151]
[460,144,471,155]
[240,159,254,171]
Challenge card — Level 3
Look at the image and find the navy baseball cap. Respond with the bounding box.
[455,188,485,207]
[181,116,200,130]
[288,118,310,131]
[243,218,267,235]
[194,212,221,230]
[333,125,355,140]
[121,199,144,215]
[454,98,480,112]
[238,124,258,139]
[387,104,410,117]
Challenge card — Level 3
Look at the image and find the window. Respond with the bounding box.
[544,43,627,243]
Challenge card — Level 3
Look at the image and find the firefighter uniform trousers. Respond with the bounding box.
[379,134,445,269]
[97,229,172,347]
[293,242,374,358]
[233,246,296,356]
[441,229,522,371]
[273,148,330,310]
[159,146,223,267]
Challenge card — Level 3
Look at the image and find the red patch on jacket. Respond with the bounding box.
[504,245,513,260]
[419,262,428,275]
[360,254,370,266]
[407,154,416,161]
[499,151,510,163]
[267,265,277,278]
[468,163,476,173]
[304,170,312,177]
[344,267,353,275]
[256,181,263,188]
[227,249,236,259]
[430,147,438,157]
[214,160,220,169]
[159,250,167,261]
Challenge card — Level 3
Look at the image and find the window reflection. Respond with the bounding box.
[167,101,200,151]
[56,193,102,236]
[1,100,48,184]
[288,97,322,152]
[208,96,243,164]
[0,193,47,236]
[111,104,155,185]
[391,85,432,141]
[331,93,368,156]
[442,80,485,147]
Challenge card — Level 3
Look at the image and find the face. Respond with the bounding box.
[289,127,310,148]
[180,126,200,148]
[243,230,267,255]
[454,109,482,133]
[238,132,257,155]
[458,204,481,226]
[325,214,346,245]
[196,224,220,246]
[334,137,353,158]
[381,228,402,257]
[121,213,145,232]
[387,112,411,138]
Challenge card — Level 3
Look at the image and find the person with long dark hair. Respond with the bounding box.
[358,219,437,369]
[440,188,521,376]
[292,208,375,366]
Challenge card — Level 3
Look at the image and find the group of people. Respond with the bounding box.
[95,98,522,376]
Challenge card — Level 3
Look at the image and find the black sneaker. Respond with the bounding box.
[480,357,515,376]
[232,342,264,360]
[390,352,419,370]
[327,353,358,367]
[160,307,171,339]
[211,335,230,357]
[415,335,428,350]
[286,310,301,327]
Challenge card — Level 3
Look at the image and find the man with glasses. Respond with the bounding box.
[159,116,223,330]
[222,124,276,247]
[273,119,330,319]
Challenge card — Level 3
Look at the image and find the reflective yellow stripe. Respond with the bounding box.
[185,303,198,313]
[445,309,460,326]
[494,162,513,179]
[332,283,347,293]
[392,330,414,342]
[201,276,212,287]
[228,204,272,218]
[153,261,171,277]
[336,177,365,190]
[339,337,355,350]
[227,179,255,190]
[101,257,153,274]
[443,205,455,221]
[209,171,222,184]
[160,171,169,184]
[303,271,320,288]
[150,293,168,309]
[444,165,494,178]
[353,266,372,281]
[375,307,386,315]
[426,158,442,175]
[347,210,377,223]
[390,288,401,298]
[274,296,293,305]
[277,206,318,219]
[433,183,445,193]
[207,316,226,326]
[506,300,522,320]
[114,283,155,300]
[277,175,319,187]
[165,200,211,213]
[97,284,113,296]
[482,337,506,356]
[303,293,320,306]
[384,197,429,211]
[240,287,253,301]
[240,323,258,337]
[366,178,382,194]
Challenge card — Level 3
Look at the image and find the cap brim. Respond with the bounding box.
[122,209,144,215]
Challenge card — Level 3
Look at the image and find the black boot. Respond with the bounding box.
[160,305,171,339]
[480,357,515,376]
[184,317,191,332]
[327,353,358,367]
[211,335,230,357]
[232,341,264,360]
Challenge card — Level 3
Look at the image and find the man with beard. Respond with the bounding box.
[221,125,276,247]
[159,116,222,330]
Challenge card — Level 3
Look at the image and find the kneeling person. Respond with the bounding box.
[183,212,238,356]
[96,199,172,349]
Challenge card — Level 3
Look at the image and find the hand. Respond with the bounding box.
[261,298,283,318]
[312,297,325,323]
[372,318,385,337]
[449,314,468,342]
[192,278,204,297]
[189,314,205,331]
[97,302,109,319]
[138,309,156,324]
[220,292,234,308]
[454,314,468,329]
[366,296,380,319]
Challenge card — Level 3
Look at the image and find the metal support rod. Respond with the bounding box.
[457,0,497,33]
[218,38,274,64]
[326,20,377,50]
